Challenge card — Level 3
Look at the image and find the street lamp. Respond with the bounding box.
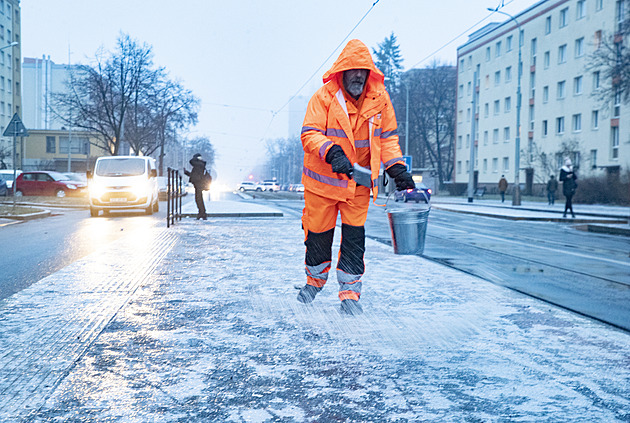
[488,7,522,206]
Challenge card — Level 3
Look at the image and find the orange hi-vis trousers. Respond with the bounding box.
[301,186,370,301]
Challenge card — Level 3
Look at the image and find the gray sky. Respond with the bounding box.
[22,0,540,185]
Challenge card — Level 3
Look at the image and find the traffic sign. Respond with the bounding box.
[402,155,412,172]
[3,113,29,137]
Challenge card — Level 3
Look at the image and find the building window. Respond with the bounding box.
[495,41,502,57]
[457,161,462,174]
[557,80,566,99]
[594,30,602,50]
[7,78,10,94]
[590,149,597,169]
[572,113,582,132]
[505,66,512,82]
[542,120,548,136]
[467,108,471,122]
[486,47,491,61]
[574,76,583,95]
[492,157,498,172]
[467,81,472,96]
[466,134,470,147]
[493,128,499,144]
[558,44,567,63]
[483,158,488,173]
[559,7,569,28]
[468,55,472,69]
[544,51,550,68]
[504,96,511,112]
[484,130,489,145]
[617,0,626,32]
[596,0,604,11]
[592,110,599,129]
[46,136,56,153]
[575,37,584,57]
[529,104,535,131]
[614,87,623,116]
[531,38,537,64]
[611,127,619,159]
[484,103,489,117]
[460,59,465,72]
[556,116,565,134]
[466,160,470,172]
[506,35,513,52]
[457,136,462,149]
[577,0,586,19]
[543,85,549,102]
[504,127,511,142]
[494,70,501,85]
[593,71,600,90]
[530,72,536,98]
[494,100,500,115]
[458,84,463,98]
[503,157,510,172]
[545,16,552,34]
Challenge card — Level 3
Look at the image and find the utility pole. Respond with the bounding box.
[67,46,73,172]
[467,69,478,203]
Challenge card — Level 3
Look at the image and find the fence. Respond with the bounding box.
[166,167,183,227]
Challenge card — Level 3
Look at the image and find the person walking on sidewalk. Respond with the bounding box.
[546,174,558,205]
[296,39,414,315]
[560,158,577,218]
[184,153,210,220]
[498,175,508,203]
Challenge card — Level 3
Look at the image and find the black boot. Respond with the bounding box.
[297,284,322,304]
[340,299,363,315]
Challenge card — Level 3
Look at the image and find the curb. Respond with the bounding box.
[180,212,283,218]
[0,209,51,221]
[581,224,630,237]
[0,201,88,210]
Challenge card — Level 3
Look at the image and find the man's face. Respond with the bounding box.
[343,69,369,99]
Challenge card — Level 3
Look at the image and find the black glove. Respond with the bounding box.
[325,145,353,177]
[386,163,415,190]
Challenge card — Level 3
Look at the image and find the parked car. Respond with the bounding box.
[0,178,6,196]
[393,184,432,203]
[15,171,87,197]
[293,183,304,192]
[0,169,22,194]
[238,181,261,192]
[87,156,159,217]
[261,180,280,192]
[62,172,88,183]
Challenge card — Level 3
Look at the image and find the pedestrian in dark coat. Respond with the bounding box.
[184,153,208,220]
[559,158,577,218]
[498,175,508,203]
[546,174,558,205]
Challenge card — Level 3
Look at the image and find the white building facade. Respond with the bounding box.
[455,0,629,192]
[0,0,22,169]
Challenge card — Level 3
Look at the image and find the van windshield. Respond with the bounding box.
[95,158,146,176]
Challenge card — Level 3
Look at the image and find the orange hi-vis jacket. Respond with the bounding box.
[301,39,405,202]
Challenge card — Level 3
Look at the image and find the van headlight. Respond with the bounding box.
[131,182,151,199]
[89,183,106,199]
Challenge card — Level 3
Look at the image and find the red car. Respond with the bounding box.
[15,171,87,197]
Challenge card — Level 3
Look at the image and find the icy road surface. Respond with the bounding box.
[1,215,628,422]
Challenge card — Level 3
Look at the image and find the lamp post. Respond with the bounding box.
[488,7,522,205]
[1,42,19,192]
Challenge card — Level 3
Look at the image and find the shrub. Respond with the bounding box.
[572,172,629,205]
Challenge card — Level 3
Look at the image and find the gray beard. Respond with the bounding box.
[347,82,365,98]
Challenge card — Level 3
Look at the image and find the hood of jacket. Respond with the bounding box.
[322,39,385,87]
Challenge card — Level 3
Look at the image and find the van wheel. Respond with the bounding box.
[90,207,99,217]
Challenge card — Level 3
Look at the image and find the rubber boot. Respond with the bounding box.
[297,284,322,304]
[340,299,363,315]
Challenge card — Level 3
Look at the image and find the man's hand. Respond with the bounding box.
[386,163,415,190]
[325,145,353,177]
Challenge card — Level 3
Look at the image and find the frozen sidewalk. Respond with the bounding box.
[1,207,629,421]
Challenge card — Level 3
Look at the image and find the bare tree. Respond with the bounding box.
[187,136,216,171]
[0,145,10,169]
[52,34,158,155]
[587,6,630,105]
[392,63,456,186]
[265,136,303,183]
[525,137,584,183]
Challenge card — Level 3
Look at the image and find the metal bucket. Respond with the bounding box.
[387,206,430,255]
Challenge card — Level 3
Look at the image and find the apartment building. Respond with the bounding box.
[455,0,628,192]
[0,0,21,168]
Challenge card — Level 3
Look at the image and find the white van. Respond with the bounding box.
[87,156,159,217]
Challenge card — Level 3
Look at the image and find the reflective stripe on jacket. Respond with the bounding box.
[301,39,404,202]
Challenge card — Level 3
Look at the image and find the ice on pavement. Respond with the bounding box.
[1,214,628,421]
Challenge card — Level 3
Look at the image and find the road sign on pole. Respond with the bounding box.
[3,113,29,137]
[402,155,413,173]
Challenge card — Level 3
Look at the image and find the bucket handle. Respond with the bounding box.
[385,189,431,212]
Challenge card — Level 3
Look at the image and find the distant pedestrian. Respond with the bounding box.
[559,158,577,218]
[546,174,558,205]
[498,175,508,203]
[184,153,210,220]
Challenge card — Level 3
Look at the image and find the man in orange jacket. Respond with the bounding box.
[297,39,415,315]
